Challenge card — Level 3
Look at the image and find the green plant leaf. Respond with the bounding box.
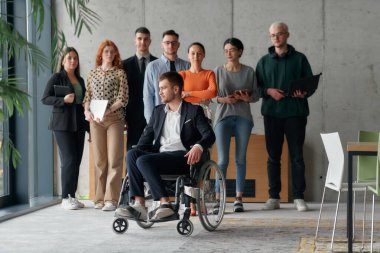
[0,0,101,168]
[63,0,101,37]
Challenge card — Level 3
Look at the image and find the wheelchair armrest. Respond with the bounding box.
[132,144,158,153]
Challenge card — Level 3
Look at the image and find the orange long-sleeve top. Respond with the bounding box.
[179,69,217,103]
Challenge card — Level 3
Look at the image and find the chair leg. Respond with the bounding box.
[361,189,367,251]
[315,187,326,241]
[331,191,341,250]
[353,190,356,239]
[370,194,375,253]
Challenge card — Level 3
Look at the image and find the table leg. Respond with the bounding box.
[347,152,353,253]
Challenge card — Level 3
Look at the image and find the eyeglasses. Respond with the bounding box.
[270,32,288,38]
[162,41,179,46]
[224,48,238,54]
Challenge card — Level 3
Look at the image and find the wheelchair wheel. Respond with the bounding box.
[177,219,194,236]
[196,160,226,231]
[113,218,129,234]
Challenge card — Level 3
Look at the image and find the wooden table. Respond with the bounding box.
[346,142,377,253]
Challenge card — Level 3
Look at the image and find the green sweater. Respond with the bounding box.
[256,45,313,118]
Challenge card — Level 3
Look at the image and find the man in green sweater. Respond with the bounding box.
[256,21,314,212]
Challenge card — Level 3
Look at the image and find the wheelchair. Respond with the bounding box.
[112,148,226,236]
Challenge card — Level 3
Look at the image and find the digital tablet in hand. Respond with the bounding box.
[54,85,73,97]
[234,89,252,96]
[286,73,322,96]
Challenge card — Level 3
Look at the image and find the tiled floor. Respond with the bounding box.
[0,201,379,253]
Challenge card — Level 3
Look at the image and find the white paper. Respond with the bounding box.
[90,100,108,121]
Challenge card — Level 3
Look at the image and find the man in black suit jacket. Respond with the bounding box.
[116,72,215,221]
[123,27,157,150]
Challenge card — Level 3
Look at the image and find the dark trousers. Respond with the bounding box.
[127,149,189,201]
[126,118,147,151]
[264,116,307,199]
[54,130,86,199]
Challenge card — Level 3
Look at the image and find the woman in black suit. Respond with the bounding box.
[42,47,89,210]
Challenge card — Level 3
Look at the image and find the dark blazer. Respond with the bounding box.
[41,70,88,132]
[138,101,215,151]
[122,54,157,123]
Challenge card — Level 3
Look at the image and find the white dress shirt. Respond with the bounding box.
[159,102,187,152]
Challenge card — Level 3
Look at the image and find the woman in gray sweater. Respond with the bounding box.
[213,38,259,212]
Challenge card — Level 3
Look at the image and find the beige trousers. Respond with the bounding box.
[90,113,124,204]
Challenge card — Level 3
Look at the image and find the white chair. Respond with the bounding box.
[367,134,380,253]
[316,132,369,250]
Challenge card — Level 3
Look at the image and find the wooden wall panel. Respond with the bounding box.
[211,134,289,203]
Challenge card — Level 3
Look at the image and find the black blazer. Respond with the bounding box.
[122,54,157,123]
[41,70,89,132]
[138,101,215,151]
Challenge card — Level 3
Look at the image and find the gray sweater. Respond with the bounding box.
[213,64,259,126]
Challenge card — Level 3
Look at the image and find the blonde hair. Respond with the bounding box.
[269,21,289,33]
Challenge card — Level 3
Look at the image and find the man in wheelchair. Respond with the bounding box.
[115,71,215,221]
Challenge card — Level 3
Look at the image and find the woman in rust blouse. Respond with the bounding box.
[84,40,128,211]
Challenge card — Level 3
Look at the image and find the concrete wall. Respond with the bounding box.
[54,0,380,201]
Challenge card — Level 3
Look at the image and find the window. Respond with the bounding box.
[0,0,6,197]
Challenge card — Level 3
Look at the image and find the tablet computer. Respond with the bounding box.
[287,73,322,96]
[54,85,73,97]
[234,89,252,96]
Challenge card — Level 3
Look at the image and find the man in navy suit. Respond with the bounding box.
[116,72,215,221]
[123,27,157,150]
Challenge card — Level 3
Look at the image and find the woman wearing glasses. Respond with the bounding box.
[213,38,259,213]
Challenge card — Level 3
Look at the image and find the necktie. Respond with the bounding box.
[170,61,176,72]
[141,57,146,74]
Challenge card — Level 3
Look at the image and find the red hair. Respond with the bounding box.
[95,39,122,69]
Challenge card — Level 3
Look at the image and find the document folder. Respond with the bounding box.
[54,85,73,97]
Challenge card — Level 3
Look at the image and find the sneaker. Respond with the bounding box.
[294,199,309,212]
[151,203,175,220]
[233,198,244,212]
[102,201,116,211]
[212,202,220,214]
[61,195,79,210]
[262,198,280,210]
[73,198,85,208]
[115,203,147,221]
[94,202,104,209]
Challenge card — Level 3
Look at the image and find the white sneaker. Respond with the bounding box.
[294,199,309,212]
[115,203,147,221]
[61,195,79,210]
[94,202,104,209]
[73,198,85,208]
[102,201,116,211]
[151,203,175,220]
[262,198,280,210]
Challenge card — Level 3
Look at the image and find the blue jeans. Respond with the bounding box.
[214,116,253,194]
